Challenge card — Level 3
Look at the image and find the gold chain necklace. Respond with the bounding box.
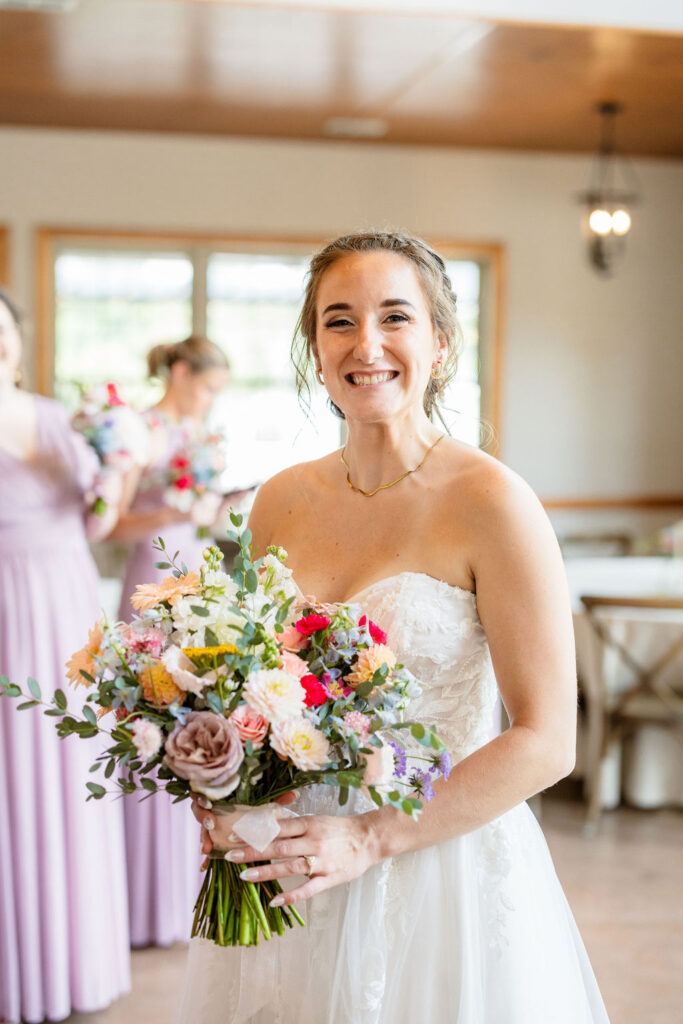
[340,434,445,498]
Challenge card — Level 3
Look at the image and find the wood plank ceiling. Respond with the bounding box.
[0,0,681,155]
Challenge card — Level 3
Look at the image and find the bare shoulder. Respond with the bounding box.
[248,452,338,550]
[440,440,559,577]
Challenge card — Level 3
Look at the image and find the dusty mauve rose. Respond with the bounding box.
[164,711,244,800]
[230,705,269,749]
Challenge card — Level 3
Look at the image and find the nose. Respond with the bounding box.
[352,319,384,364]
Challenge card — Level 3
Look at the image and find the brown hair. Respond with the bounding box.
[292,231,462,420]
[0,287,22,328]
[147,334,229,379]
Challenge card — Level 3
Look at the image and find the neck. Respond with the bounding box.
[155,390,186,424]
[341,416,442,496]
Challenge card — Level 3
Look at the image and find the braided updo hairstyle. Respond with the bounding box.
[292,231,462,420]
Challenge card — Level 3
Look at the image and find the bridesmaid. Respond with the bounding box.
[0,288,130,1023]
[111,334,243,947]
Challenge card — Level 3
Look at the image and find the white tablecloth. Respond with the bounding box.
[566,557,683,809]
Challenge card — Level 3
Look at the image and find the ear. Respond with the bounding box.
[434,332,448,365]
[169,359,191,384]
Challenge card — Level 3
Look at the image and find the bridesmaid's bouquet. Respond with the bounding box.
[0,513,449,947]
[163,430,227,537]
[71,382,150,513]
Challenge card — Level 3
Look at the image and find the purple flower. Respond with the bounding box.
[388,741,408,779]
[410,769,435,802]
[429,750,452,782]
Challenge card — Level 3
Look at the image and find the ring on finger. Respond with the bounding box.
[303,854,317,876]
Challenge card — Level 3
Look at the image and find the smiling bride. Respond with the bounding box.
[177,231,610,1024]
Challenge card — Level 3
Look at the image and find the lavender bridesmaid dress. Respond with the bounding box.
[0,396,130,1024]
[118,410,206,947]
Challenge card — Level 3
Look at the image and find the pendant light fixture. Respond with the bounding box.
[578,102,640,275]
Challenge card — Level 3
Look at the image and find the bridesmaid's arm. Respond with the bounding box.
[107,465,191,542]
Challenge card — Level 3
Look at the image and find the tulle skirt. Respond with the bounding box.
[176,789,609,1024]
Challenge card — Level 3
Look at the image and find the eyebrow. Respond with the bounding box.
[321,298,416,316]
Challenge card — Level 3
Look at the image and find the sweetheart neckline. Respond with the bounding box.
[295,569,476,606]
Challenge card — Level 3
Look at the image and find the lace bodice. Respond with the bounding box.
[348,571,498,762]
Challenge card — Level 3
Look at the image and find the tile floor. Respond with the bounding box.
[60,793,681,1024]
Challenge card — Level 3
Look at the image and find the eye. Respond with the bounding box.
[384,312,409,324]
[325,317,353,328]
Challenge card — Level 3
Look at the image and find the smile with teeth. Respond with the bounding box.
[347,371,398,386]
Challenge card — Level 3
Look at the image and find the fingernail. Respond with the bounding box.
[240,868,257,881]
[269,896,284,908]
[225,849,244,861]
[202,816,215,831]
[197,796,213,809]
[228,832,240,842]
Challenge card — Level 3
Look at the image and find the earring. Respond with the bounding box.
[14,367,23,386]
[315,368,325,386]
[430,362,443,380]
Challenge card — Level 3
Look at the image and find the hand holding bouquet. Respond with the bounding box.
[0,513,448,947]
[71,382,150,514]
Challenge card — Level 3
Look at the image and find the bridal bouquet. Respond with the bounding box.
[0,513,448,947]
[71,382,150,513]
[163,430,228,537]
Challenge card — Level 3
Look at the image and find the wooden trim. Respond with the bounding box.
[0,227,9,287]
[542,495,683,511]
[36,227,503,443]
[581,595,683,611]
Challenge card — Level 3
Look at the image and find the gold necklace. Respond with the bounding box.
[340,434,445,498]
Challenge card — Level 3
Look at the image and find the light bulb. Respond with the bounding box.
[611,209,632,235]
[589,209,613,235]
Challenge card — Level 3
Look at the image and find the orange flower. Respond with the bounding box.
[131,571,201,612]
[345,644,396,688]
[65,622,103,688]
[138,661,186,707]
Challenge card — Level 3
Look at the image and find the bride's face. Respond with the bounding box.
[314,251,445,425]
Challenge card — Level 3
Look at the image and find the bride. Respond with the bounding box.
[178,231,610,1023]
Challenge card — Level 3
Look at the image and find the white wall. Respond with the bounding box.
[2,126,682,532]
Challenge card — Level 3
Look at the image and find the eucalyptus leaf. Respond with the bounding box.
[190,605,210,617]
[27,677,41,700]
[86,782,106,798]
[17,700,40,711]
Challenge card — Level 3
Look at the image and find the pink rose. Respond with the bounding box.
[279,650,309,678]
[278,625,309,652]
[230,705,269,749]
[163,711,244,800]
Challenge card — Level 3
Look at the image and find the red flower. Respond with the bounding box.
[295,614,331,636]
[106,382,125,406]
[174,474,194,491]
[171,455,191,470]
[300,674,328,708]
[359,615,388,645]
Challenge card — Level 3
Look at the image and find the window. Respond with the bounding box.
[42,232,499,483]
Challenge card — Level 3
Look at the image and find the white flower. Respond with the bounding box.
[131,719,164,761]
[202,569,239,601]
[243,669,305,723]
[162,645,209,695]
[269,718,330,771]
[363,743,395,790]
[189,774,241,801]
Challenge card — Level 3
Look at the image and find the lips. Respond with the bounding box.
[346,371,398,386]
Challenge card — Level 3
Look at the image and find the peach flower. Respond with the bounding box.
[279,650,309,678]
[131,571,200,612]
[269,718,330,771]
[277,625,309,652]
[65,622,103,688]
[345,644,396,688]
[230,705,269,749]
[138,661,186,706]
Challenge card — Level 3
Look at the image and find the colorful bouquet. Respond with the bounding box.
[163,430,228,537]
[0,513,448,947]
[71,382,150,513]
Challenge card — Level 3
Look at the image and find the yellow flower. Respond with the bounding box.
[65,622,103,688]
[131,571,201,612]
[183,644,238,671]
[138,661,186,707]
[345,644,396,688]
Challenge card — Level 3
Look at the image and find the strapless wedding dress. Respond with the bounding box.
[177,572,610,1023]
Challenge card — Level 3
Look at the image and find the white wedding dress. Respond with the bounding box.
[178,572,610,1023]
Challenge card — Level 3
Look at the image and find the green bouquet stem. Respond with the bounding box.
[192,852,306,946]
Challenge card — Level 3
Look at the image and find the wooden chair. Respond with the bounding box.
[579,595,683,830]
